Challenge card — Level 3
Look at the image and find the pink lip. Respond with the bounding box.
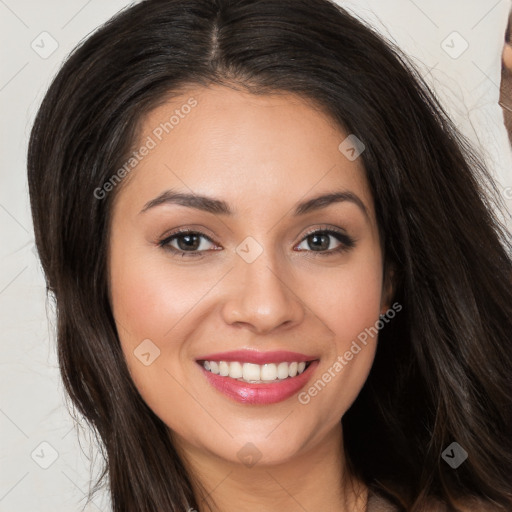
[196,349,317,364]
[197,359,320,405]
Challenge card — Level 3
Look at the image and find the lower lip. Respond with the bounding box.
[198,360,320,405]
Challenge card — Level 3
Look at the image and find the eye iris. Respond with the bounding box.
[309,233,330,251]
[178,233,200,251]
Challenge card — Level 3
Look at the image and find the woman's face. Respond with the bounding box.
[108,84,390,467]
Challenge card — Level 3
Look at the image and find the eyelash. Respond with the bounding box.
[157,226,356,258]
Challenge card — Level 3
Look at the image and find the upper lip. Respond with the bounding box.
[196,349,319,365]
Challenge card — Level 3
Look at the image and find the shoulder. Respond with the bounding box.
[367,489,501,512]
[449,497,504,512]
[366,490,400,512]
[424,495,504,512]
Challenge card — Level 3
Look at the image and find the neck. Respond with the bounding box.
[172,425,369,512]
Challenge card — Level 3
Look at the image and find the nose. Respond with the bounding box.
[221,247,305,334]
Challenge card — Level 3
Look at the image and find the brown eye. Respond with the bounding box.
[159,230,217,257]
[295,229,355,256]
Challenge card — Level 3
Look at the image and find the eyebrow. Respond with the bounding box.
[139,188,368,218]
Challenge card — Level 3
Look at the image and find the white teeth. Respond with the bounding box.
[229,361,243,379]
[202,360,311,382]
[219,361,230,376]
[277,362,289,379]
[260,363,277,381]
[242,363,260,381]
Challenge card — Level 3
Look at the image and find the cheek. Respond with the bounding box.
[108,249,197,411]
[109,249,205,346]
[311,245,384,344]
[108,243,223,401]
[300,249,383,414]
[333,265,383,343]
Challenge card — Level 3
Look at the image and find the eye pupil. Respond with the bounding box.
[178,234,200,251]
[309,233,329,251]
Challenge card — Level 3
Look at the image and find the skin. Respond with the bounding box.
[108,84,393,512]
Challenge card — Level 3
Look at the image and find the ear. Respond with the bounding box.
[380,263,395,315]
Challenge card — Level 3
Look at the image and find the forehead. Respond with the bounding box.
[115,84,374,218]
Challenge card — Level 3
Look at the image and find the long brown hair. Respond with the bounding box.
[27,0,512,510]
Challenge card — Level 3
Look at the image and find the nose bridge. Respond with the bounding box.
[221,235,304,332]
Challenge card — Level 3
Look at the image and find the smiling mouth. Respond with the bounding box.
[197,359,316,384]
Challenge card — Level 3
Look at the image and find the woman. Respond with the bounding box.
[27,0,512,511]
